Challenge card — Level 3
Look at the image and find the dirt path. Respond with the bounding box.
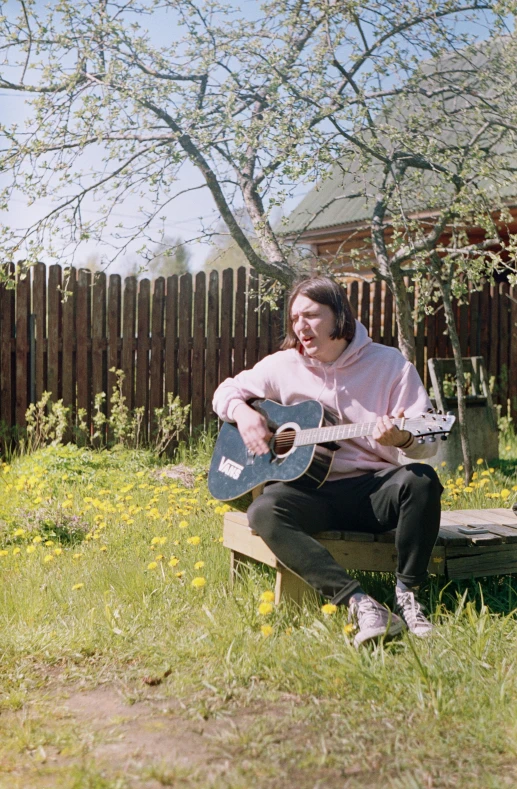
[1,681,351,789]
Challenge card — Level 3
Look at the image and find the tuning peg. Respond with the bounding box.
[417,437,425,444]
[428,436,436,443]
[440,435,448,441]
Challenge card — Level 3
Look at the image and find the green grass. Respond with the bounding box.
[0,435,517,788]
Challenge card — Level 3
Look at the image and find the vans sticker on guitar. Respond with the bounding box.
[219,456,244,479]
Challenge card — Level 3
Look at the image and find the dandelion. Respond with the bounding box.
[194,561,205,570]
[168,557,179,567]
[260,591,275,603]
[175,571,185,578]
[0,550,8,557]
[154,554,164,561]
[72,583,84,591]
[73,553,83,560]
[43,554,54,563]
[53,548,63,556]
[258,602,274,616]
[191,576,206,588]
[440,461,447,467]
[321,603,338,617]
[178,520,188,529]
[33,536,43,544]
[489,468,495,474]
[13,528,25,538]
[506,445,512,452]
[147,561,158,570]
[458,465,464,472]
[187,536,200,546]
[513,485,517,492]
[476,458,484,465]
[261,625,273,638]
[501,489,511,500]
[99,546,108,552]
[45,540,54,546]
[343,623,355,635]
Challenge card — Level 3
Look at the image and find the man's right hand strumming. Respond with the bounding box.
[233,402,272,456]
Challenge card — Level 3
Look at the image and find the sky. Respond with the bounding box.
[0,0,310,277]
[0,1,506,277]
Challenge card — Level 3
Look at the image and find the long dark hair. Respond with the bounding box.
[281,276,356,350]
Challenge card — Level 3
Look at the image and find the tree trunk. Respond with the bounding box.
[389,272,416,364]
[439,281,473,482]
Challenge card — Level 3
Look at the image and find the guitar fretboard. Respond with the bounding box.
[294,419,408,447]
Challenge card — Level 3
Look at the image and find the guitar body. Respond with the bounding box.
[208,400,333,511]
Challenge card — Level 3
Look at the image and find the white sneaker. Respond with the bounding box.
[348,595,405,648]
[394,586,434,637]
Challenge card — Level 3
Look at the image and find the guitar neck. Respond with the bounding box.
[294,419,406,447]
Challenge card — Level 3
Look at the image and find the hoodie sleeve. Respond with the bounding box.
[388,362,438,460]
[212,355,281,422]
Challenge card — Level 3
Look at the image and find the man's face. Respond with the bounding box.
[290,294,347,363]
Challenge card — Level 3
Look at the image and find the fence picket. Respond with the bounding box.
[136,279,150,426]
[150,277,165,431]
[107,274,121,416]
[33,262,46,401]
[205,271,219,425]
[122,276,137,411]
[62,267,76,415]
[47,264,62,402]
[77,269,92,425]
[15,269,30,427]
[0,265,14,428]
[191,272,206,430]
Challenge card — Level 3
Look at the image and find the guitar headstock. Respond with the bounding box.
[404,413,456,443]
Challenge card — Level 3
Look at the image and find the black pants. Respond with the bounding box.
[248,463,443,604]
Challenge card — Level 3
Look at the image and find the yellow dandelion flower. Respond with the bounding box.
[458,465,464,471]
[285,627,293,636]
[321,603,338,617]
[53,548,63,556]
[0,549,8,557]
[258,602,274,616]
[194,561,205,570]
[175,571,185,578]
[45,540,54,546]
[512,485,517,492]
[489,468,495,474]
[168,557,179,567]
[343,623,355,635]
[187,536,200,546]
[26,545,36,554]
[73,553,83,560]
[260,591,275,603]
[13,528,25,538]
[506,445,512,452]
[481,470,490,476]
[479,478,490,486]
[472,472,478,480]
[476,458,484,465]
[440,461,447,467]
[261,624,273,638]
[455,478,464,486]
[178,520,188,529]
[43,554,54,563]
[72,583,84,591]
[154,554,164,561]
[12,547,21,555]
[501,489,511,500]
[99,546,108,552]
[464,486,474,493]
[147,561,158,570]
[191,576,206,588]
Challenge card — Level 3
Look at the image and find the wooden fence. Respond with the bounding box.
[1,263,516,434]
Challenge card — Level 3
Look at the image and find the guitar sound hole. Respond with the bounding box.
[273,429,296,456]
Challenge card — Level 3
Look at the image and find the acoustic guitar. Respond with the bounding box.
[208,399,455,511]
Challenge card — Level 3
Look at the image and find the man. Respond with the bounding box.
[213,276,442,646]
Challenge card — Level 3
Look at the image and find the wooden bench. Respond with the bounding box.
[223,508,517,605]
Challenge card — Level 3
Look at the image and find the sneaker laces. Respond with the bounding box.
[354,597,389,628]
[397,590,428,629]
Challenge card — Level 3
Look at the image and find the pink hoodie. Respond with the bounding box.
[212,320,437,480]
